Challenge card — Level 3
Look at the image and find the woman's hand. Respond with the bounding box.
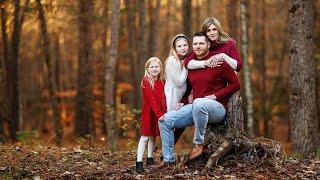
[208,53,224,68]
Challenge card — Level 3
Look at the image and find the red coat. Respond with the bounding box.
[140,77,166,136]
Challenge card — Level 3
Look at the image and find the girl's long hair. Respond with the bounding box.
[142,57,164,89]
[202,17,229,44]
[164,34,190,76]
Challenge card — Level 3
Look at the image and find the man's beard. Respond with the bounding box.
[195,49,209,59]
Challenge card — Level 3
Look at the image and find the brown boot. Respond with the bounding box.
[154,161,175,170]
[189,144,204,160]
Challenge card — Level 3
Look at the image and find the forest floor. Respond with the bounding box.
[0,144,320,179]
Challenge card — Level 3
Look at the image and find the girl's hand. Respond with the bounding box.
[159,115,165,122]
[173,103,184,110]
[204,94,216,100]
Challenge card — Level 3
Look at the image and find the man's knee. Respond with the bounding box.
[159,119,172,131]
[193,98,208,113]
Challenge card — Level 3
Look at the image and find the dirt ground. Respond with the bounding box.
[0,145,319,179]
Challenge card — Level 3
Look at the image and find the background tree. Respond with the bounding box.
[75,0,94,137]
[183,0,192,38]
[36,0,63,145]
[5,0,29,140]
[104,0,120,148]
[240,0,254,136]
[289,0,320,158]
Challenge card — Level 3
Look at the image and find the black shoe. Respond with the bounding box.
[146,157,154,166]
[136,161,145,173]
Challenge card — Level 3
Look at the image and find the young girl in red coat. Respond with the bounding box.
[136,57,166,173]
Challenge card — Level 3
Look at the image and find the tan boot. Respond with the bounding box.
[189,144,204,160]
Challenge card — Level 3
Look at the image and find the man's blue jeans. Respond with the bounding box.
[159,98,226,163]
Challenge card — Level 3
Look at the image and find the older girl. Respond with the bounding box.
[164,34,190,112]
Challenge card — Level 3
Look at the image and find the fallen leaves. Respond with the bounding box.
[0,145,319,179]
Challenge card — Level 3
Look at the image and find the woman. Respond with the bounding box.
[187,17,242,72]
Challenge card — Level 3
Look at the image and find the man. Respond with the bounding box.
[156,32,240,168]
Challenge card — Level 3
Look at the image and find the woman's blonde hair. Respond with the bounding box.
[164,34,190,75]
[202,17,229,43]
[143,57,164,89]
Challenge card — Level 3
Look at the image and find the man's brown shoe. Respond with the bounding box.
[154,161,175,170]
[189,144,204,160]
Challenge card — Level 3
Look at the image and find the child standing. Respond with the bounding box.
[136,57,166,173]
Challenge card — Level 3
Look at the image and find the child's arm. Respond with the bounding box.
[166,56,187,87]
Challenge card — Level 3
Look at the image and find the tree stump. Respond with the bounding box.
[180,91,284,174]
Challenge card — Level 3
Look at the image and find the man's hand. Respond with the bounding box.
[204,94,216,100]
[159,115,165,122]
[188,91,193,103]
[173,103,184,110]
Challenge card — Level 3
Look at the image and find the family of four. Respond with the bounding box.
[135,17,242,173]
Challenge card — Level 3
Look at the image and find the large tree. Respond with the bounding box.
[36,0,63,145]
[75,0,94,137]
[1,0,29,140]
[125,0,140,108]
[104,0,120,148]
[289,0,320,158]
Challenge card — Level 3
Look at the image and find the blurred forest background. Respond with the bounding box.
[0,0,319,155]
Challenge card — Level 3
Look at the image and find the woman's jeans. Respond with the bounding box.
[159,98,226,163]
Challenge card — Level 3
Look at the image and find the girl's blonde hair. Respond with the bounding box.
[164,34,190,75]
[143,57,164,89]
[202,17,229,44]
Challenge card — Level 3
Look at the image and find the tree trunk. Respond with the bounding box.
[136,0,146,140]
[7,0,29,140]
[36,0,63,146]
[101,0,109,135]
[182,0,191,38]
[227,0,239,42]
[125,0,140,109]
[289,0,320,158]
[137,0,146,77]
[206,0,211,17]
[162,0,171,60]
[240,0,254,136]
[75,0,94,137]
[259,0,270,138]
[104,0,120,148]
[0,0,9,143]
[181,92,283,174]
[148,0,160,57]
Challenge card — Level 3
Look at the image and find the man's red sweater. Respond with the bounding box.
[184,51,240,109]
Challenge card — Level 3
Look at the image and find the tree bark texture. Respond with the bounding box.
[7,0,29,140]
[104,0,120,148]
[183,0,192,39]
[125,0,140,109]
[75,0,94,137]
[36,0,63,146]
[227,0,239,43]
[148,0,160,57]
[289,0,320,158]
[240,0,254,136]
